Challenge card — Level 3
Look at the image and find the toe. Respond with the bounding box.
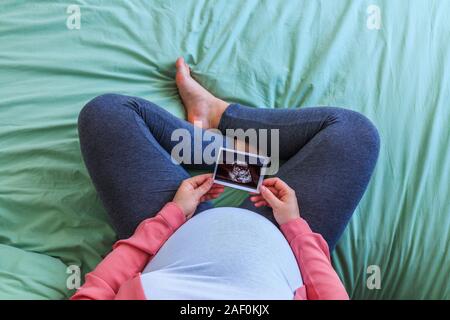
[177,57,191,77]
[175,57,188,73]
[183,61,191,75]
[176,57,185,69]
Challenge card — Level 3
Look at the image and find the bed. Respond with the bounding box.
[0,0,449,299]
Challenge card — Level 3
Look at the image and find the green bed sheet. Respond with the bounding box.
[0,0,449,299]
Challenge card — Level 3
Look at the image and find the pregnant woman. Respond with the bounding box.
[71,58,379,300]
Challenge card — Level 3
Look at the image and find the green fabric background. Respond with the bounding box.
[0,0,448,299]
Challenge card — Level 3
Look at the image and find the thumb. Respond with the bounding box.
[195,177,214,197]
[260,185,282,208]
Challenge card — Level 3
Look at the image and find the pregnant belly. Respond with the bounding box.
[141,207,303,300]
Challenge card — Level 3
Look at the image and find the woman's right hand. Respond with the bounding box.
[173,174,225,219]
[250,177,301,225]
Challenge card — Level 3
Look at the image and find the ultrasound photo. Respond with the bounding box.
[213,148,269,192]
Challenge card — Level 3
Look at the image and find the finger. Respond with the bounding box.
[209,184,223,188]
[263,177,289,188]
[205,192,224,198]
[195,177,214,197]
[263,178,291,193]
[209,186,225,192]
[201,187,225,201]
[266,186,279,195]
[250,195,265,202]
[253,185,279,192]
[254,201,269,207]
[182,176,206,191]
[260,185,283,208]
[261,177,278,186]
[201,194,219,202]
[251,186,278,198]
[190,173,214,187]
[251,186,279,200]
[207,188,225,194]
[207,185,225,192]
[250,195,264,202]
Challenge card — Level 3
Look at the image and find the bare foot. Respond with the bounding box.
[175,57,228,129]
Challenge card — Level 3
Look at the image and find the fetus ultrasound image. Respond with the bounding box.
[214,150,266,190]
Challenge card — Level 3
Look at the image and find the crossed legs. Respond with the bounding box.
[78,59,379,249]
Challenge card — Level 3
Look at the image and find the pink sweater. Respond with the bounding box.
[71,203,349,300]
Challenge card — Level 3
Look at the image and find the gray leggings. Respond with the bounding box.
[78,94,380,250]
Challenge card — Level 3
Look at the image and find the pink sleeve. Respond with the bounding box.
[280,218,350,300]
[71,202,186,300]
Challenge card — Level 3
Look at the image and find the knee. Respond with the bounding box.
[78,93,132,134]
[351,111,380,157]
[333,108,380,160]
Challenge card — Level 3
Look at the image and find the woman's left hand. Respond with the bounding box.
[173,174,225,219]
[249,177,301,225]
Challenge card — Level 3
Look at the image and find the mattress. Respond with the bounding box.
[0,0,449,299]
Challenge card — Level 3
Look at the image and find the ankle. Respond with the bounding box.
[211,98,229,129]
